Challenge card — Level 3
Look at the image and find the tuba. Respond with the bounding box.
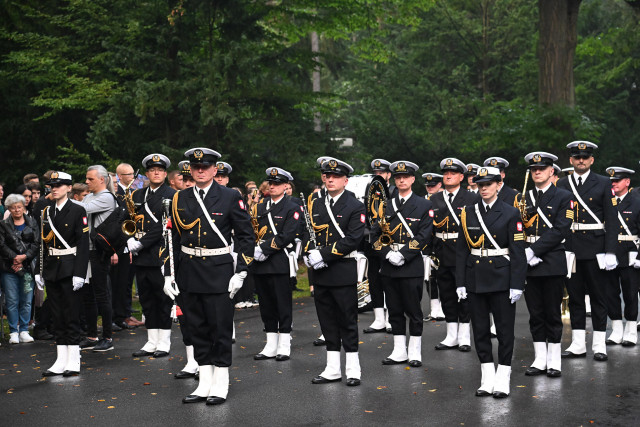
[364,175,400,247]
[121,173,144,237]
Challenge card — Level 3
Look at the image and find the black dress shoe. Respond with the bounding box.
[423,315,434,322]
[175,371,197,379]
[182,395,207,404]
[111,322,123,332]
[63,370,79,377]
[312,376,341,384]
[132,349,154,357]
[593,352,608,361]
[475,389,492,397]
[362,327,386,334]
[313,339,326,346]
[346,378,361,386]
[42,370,63,377]
[116,320,135,330]
[434,316,445,321]
[525,366,546,376]
[206,396,226,405]
[546,369,562,378]
[275,354,290,361]
[458,345,471,352]
[254,353,275,360]
[561,350,586,358]
[621,340,636,347]
[490,333,497,338]
[605,339,620,345]
[408,360,422,367]
[434,343,458,350]
[153,351,169,358]
[33,329,55,340]
[382,357,408,365]
[493,391,509,399]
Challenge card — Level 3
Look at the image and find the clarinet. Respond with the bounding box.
[162,199,179,322]
[300,193,317,251]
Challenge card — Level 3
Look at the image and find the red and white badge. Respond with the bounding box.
[429,210,434,218]
[293,211,300,220]
[611,188,615,196]
[239,200,246,210]
[83,216,88,225]
[360,214,366,223]
[517,222,523,232]
[300,206,304,211]
[570,200,574,209]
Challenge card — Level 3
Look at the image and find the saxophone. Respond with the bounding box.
[250,203,267,243]
[121,173,144,237]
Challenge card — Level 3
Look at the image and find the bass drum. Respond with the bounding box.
[345,174,376,204]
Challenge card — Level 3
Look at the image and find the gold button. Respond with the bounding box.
[202,257,206,260]
[57,256,60,260]
[65,224,68,227]
[204,232,207,235]
[190,231,193,234]
[493,235,497,238]
[329,233,333,236]
[489,260,493,264]
[203,245,206,248]
[589,198,593,201]
[476,260,480,264]
[189,243,193,247]
[190,255,193,259]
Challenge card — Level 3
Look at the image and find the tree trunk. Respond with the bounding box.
[538,0,582,107]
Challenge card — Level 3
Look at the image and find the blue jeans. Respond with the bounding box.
[1,272,34,333]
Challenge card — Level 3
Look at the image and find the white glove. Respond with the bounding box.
[509,289,523,304]
[633,259,640,269]
[456,287,467,301]
[604,253,618,271]
[254,246,267,262]
[228,271,247,299]
[35,274,45,291]
[525,248,535,263]
[163,276,180,300]
[308,249,324,267]
[528,256,543,267]
[127,237,143,255]
[312,261,328,270]
[303,255,311,268]
[72,276,84,292]
[386,251,405,266]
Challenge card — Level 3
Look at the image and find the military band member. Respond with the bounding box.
[604,167,640,346]
[423,173,443,200]
[179,161,195,188]
[483,157,519,206]
[422,172,445,321]
[465,164,480,194]
[128,154,176,358]
[167,148,253,405]
[214,161,232,186]
[557,141,618,361]
[562,167,574,176]
[521,152,573,378]
[305,158,365,386]
[432,158,478,352]
[456,166,527,398]
[373,161,433,367]
[552,164,562,185]
[252,167,300,361]
[37,172,90,377]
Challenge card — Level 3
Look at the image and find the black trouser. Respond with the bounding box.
[314,284,358,352]
[234,270,255,303]
[254,273,293,333]
[437,266,470,323]
[183,291,234,366]
[83,250,113,339]
[568,259,609,331]
[525,275,564,343]
[48,277,83,345]
[381,275,424,336]
[175,292,192,346]
[368,256,384,308]
[469,291,516,366]
[111,250,133,324]
[427,275,439,299]
[606,266,639,321]
[136,265,172,330]
[34,298,53,334]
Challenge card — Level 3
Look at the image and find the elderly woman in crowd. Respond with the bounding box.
[1,194,40,344]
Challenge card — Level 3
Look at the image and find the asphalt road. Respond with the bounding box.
[1,297,638,426]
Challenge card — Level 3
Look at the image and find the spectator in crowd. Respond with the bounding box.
[0,182,5,217]
[27,182,42,214]
[5,185,32,219]
[0,194,40,344]
[259,180,270,198]
[168,170,184,191]
[71,183,90,201]
[31,170,55,222]
[23,173,39,185]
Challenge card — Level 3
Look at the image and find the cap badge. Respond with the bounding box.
[329,160,338,168]
[479,168,488,177]
[397,162,406,172]
[270,168,279,176]
[426,174,432,181]
[374,160,381,167]
[490,159,497,166]
[467,165,473,171]
[609,169,615,177]
[533,154,541,163]
[578,143,586,150]
[194,149,203,160]
[152,155,160,163]
[217,162,224,169]
[184,164,191,172]
[445,159,453,166]
[51,172,59,179]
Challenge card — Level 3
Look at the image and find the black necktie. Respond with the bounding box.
[537,190,543,203]
[400,198,405,206]
[577,176,583,187]
[617,197,621,205]
[448,193,453,204]
[329,198,334,208]
[485,204,491,214]
[199,189,205,200]
[54,208,60,218]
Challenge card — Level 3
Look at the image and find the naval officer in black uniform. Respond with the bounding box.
[456,166,527,398]
[373,161,433,367]
[422,172,445,321]
[305,158,365,386]
[520,152,573,378]
[557,141,618,361]
[168,148,254,405]
[483,157,519,207]
[127,154,176,358]
[252,167,301,361]
[37,172,90,377]
[431,158,478,353]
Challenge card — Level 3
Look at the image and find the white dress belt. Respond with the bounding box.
[618,234,639,241]
[571,223,604,231]
[526,236,540,243]
[181,245,232,257]
[470,248,509,257]
[435,232,459,240]
[49,247,77,256]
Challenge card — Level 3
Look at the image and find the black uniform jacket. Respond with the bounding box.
[170,183,254,294]
[251,195,301,275]
[557,172,618,260]
[611,193,640,268]
[498,184,520,207]
[456,200,526,293]
[524,185,573,277]
[37,200,90,282]
[131,183,176,267]
[431,188,479,267]
[372,193,433,278]
[307,191,365,287]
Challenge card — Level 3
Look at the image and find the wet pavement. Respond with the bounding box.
[1,297,639,426]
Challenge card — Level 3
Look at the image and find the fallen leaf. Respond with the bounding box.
[532,396,539,399]
[151,393,157,395]
[98,400,105,402]
[405,367,410,370]
[516,385,526,388]
[20,412,26,415]
[429,389,437,392]
[107,406,115,409]
[365,410,373,413]
[143,382,150,386]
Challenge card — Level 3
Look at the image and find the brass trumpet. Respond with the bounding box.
[121,173,144,237]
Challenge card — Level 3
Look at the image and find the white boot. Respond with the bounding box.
[180,345,199,374]
[606,319,624,344]
[276,333,291,360]
[476,363,495,396]
[623,320,638,345]
[255,332,278,359]
[318,350,342,380]
[209,366,229,400]
[546,343,562,375]
[187,365,213,398]
[43,345,68,376]
[367,307,386,330]
[384,335,408,363]
[563,329,586,356]
[430,299,445,320]
[64,345,81,375]
[493,365,511,397]
[585,295,592,315]
[437,322,459,348]
[345,352,361,381]
[592,331,608,360]
[139,329,159,353]
[155,329,172,354]
[407,336,422,366]
[527,342,547,372]
[458,323,471,348]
